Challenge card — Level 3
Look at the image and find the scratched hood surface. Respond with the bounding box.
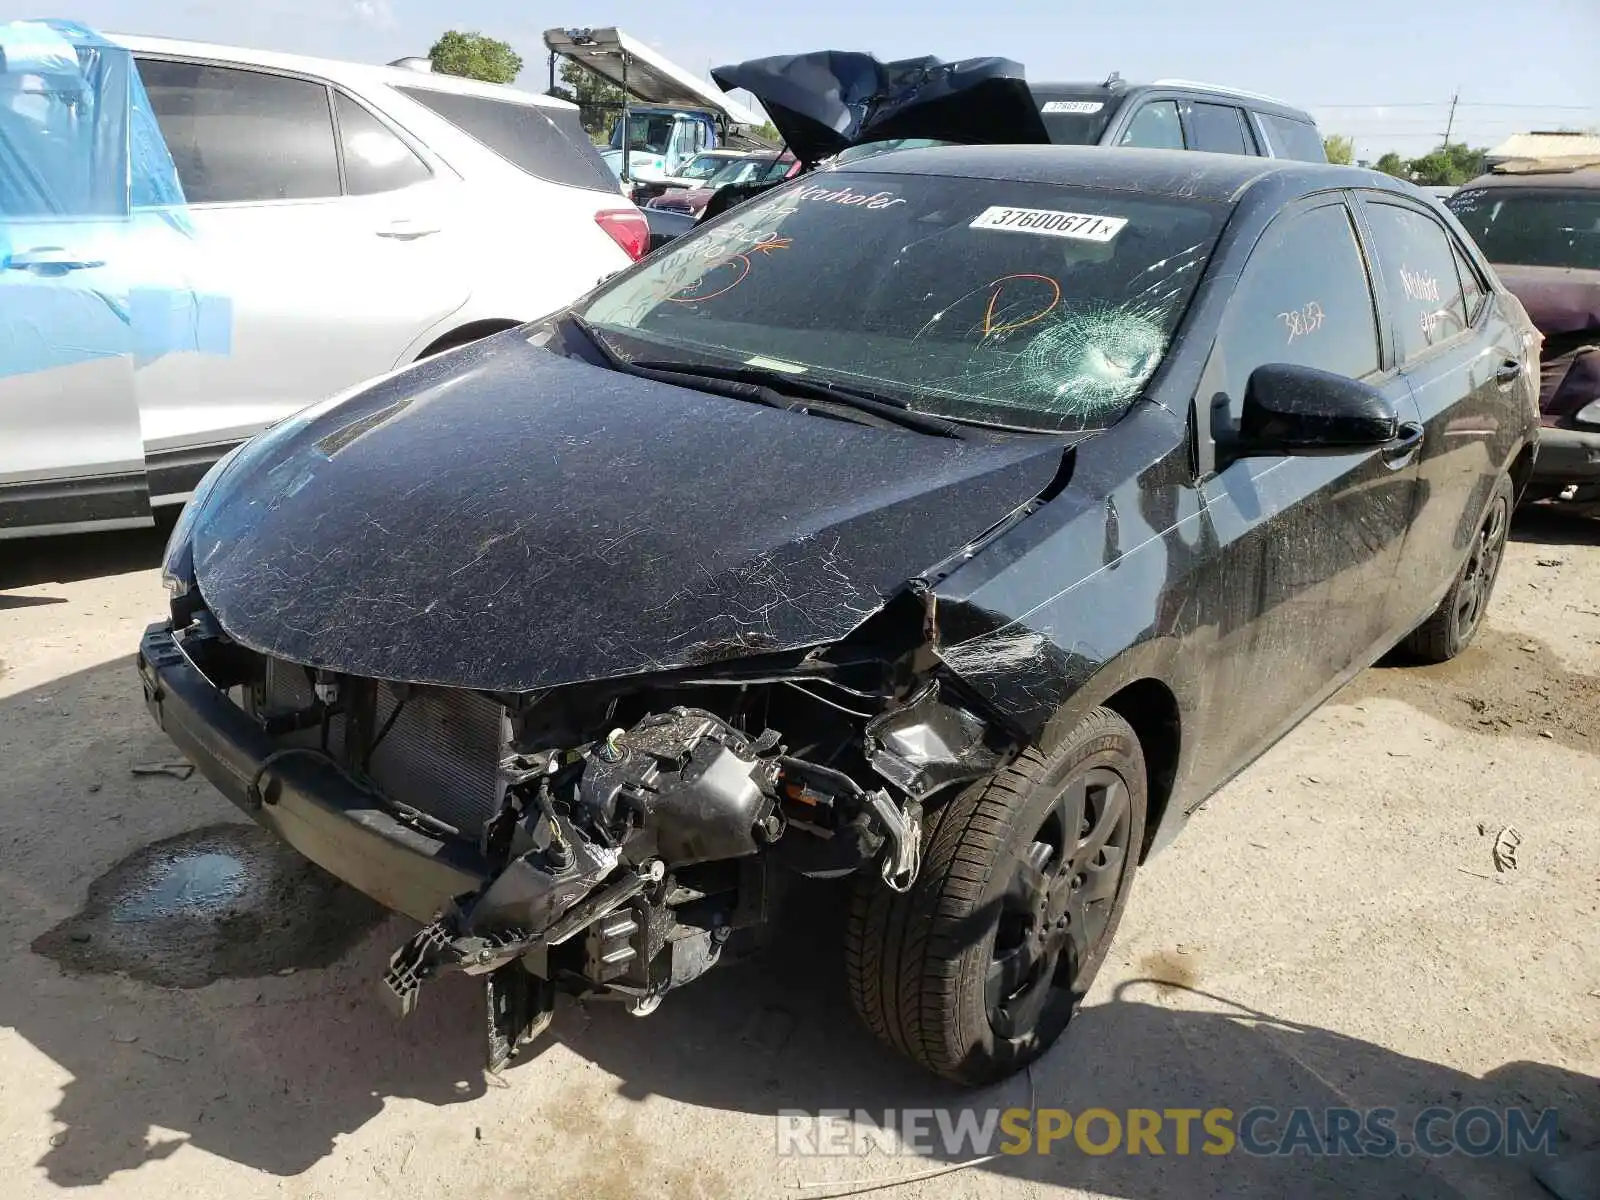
[189,333,1067,692]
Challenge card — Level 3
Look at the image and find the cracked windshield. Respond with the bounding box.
[580,172,1223,430]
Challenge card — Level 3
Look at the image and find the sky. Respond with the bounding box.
[67,0,1600,161]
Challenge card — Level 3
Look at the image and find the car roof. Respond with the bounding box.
[838,143,1388,204]
[1032,79,1314,123]
[108,32,581,112]
[1456,167,1600,192]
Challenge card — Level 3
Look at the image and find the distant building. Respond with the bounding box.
[1486,131,1600,170]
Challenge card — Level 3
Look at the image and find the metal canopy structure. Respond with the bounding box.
[542,27,762,126]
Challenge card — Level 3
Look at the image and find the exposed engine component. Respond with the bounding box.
[575,708,783,867]
[379,703,931,1067]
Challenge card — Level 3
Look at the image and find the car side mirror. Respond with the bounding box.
[1218,363,1398,464]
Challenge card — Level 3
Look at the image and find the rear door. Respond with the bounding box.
[0,29,147,535]
[1354,191,1533,632]
[1191,196,1421,777]
[133,56,470,495]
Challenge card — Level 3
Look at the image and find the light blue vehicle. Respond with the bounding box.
[0,18,216,538]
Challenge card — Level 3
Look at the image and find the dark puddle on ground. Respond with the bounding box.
[1343,628,1600,755]
[33,823,385,987]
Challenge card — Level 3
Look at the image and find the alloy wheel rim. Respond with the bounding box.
[988,766,1131,1041]
[1455,498,1508,640]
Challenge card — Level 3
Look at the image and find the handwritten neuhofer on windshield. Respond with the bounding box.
[794,184,906,210]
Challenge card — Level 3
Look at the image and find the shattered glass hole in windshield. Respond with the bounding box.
[908,243,1207,420]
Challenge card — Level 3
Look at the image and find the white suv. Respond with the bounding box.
[0,29,644,539]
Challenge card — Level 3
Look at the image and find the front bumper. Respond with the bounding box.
[1531,425,1600,485]
[137,622,489,922]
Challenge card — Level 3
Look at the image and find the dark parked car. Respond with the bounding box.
[1448,166,1600,503]
[140,146,1537,1085]
[1032,76,1327,161]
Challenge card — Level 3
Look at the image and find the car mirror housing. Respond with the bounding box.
[1222,363,1399,462]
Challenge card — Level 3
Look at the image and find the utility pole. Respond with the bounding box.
[1442,90,1459,148]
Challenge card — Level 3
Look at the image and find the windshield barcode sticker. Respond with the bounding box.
[1041,100,1104,114]
[969,207,1127,242]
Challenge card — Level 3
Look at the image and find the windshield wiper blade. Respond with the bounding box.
[560,312,965,439]
[631,359,967,439]
[561,314,796,413]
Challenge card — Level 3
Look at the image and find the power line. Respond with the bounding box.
[1308,101,1597,110]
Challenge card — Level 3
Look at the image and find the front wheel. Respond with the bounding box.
[846,707,1147,1085]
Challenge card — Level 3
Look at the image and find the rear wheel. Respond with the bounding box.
[846,707,1146,1085]
[1401,474,1513,663]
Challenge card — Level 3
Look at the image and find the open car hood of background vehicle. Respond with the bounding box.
[709,51,1049,167]
[1496,264,1600,338]
[189,333,1075,693]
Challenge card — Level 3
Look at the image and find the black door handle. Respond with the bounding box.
[1383,421,1425,467]
[1494,358,1522,385]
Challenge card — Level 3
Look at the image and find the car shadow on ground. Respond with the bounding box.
[1511,504,1600,548]
[0,518,173,592]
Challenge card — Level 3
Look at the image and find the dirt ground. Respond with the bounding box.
[1,511,1596,1200]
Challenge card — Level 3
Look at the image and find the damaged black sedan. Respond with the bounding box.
[139,146,1537,1085]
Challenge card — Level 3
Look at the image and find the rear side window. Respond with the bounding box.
[1364,202,1469,361]
[397,86,617,193]
[1119,101,1183,150]
[1208,203,1380,416]
[334,93,431,195]
[1452,242,1486,322]
[1254,112,1327,162]
[137,59,340,203]
[1185,103,1251,155]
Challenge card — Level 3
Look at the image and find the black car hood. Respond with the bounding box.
[189,334,1071,693]
[709,51,1049,167]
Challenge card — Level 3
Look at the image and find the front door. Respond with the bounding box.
[0,26,147,535]
[130,57,469,495]
[1192,197,1421,778]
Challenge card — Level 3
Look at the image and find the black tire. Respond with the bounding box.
[846,707,1147,1085]
[1400,473,1513,663]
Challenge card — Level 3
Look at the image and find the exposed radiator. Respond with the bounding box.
[256,658,509,837]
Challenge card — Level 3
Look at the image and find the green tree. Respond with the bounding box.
[1322,134,1354,165]
[1373,151,1409,178]
[428,30,522,85]
[553,58,628,142]
[754,120,781,144]
[1407,143,1488,187]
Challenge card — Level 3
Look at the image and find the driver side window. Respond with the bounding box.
[1119,102,1183,150]
[1205,202,1381,420]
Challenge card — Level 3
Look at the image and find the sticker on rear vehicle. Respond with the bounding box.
[969,207,1127,242]
[1040,100,1105,114]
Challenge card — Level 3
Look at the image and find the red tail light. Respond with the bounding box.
[594,208,650,261]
